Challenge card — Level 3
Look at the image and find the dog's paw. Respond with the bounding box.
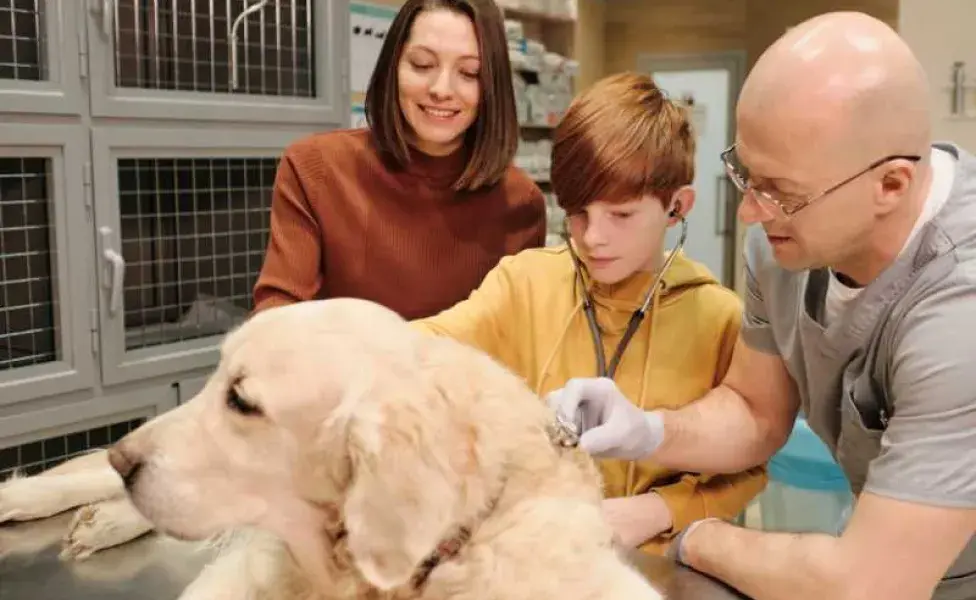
[60,498,154,560]
[0,474,75,523]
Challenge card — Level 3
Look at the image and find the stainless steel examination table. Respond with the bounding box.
[0,511,749,599]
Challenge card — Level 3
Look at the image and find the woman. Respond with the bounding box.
[413,72,767,555]
[252,0,546,318]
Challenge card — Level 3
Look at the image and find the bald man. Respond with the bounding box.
[546,11,976,600]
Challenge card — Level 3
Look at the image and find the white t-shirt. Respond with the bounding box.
[824,148,956,326]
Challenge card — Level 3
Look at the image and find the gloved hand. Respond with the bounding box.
[544,377,665,460]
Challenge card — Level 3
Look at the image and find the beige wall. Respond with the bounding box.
[899,0,976,153]
[573,0,606,91]
[603,0,747,75]
[745,0,897,68]
[599,0,898,79]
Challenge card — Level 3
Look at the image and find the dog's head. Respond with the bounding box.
[109,298,544,591]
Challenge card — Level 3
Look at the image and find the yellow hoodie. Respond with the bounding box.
[412,244,768,555]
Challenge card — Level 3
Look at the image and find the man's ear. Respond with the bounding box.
[876,158,918,216]
[668,185,696,225]
[342,382,463,591]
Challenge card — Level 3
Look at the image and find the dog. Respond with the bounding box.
[1,298,664,599]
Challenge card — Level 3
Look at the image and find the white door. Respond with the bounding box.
[649,68,734,286]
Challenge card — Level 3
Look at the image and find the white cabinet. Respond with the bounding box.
[0,0,349,478]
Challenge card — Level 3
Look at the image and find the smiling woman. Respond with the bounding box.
[251,0,546,320]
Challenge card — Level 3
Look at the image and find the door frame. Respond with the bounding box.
[0,123,96,407]
[636,50,747,292]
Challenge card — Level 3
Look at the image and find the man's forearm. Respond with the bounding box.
[653,385,786,473]
[681,520,848,600]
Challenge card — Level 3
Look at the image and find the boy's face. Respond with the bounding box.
[566,193,679,285]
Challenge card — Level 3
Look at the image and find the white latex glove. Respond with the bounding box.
[544,377,665,460]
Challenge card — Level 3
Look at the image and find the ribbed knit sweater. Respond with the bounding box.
[252,128,548,319]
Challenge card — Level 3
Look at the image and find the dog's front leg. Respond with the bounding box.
[177,530,306,600]
[60,496,155,560]
[0,451,124,523]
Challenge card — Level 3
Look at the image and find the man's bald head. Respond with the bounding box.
[739,11,931,164]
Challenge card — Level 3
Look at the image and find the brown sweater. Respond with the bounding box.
[252,128,548,320]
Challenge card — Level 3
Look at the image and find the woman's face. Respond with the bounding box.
[397,9,481,157]
[567,194,678,285]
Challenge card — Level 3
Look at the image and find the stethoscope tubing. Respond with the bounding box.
[563,217,689,379]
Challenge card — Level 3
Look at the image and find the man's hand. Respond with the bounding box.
[602,494,673,549]
[671,492,976,600]
[544,377,665,460]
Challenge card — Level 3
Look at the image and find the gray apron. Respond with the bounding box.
[795,231,976,600]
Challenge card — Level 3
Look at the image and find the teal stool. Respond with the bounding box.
[757,417,854,535]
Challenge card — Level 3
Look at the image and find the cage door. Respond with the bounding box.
[0,125,96,406]
[0,0,85,115]
[90,126,302,386]
[84,0,347,125]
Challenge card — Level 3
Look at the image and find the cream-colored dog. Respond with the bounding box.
[1,298,663,599]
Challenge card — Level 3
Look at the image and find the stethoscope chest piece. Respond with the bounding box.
[548,410,583,448]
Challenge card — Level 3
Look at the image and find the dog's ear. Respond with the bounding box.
[341,376,464,591]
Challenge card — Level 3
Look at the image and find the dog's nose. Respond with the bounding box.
[108,445,142,488]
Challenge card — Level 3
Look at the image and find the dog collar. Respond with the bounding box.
[329,495,500,592]
[409,524,473,589]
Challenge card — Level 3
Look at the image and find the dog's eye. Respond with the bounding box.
[226,387,262,417]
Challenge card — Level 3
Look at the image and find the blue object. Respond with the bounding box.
[768,418,851,493]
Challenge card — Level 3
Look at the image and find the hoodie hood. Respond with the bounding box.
[582,250,721,317]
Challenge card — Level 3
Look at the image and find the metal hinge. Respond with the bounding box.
[82,161,93,218]
[79,45,89,80]
[89,308,99,356]
[78,6,89,80]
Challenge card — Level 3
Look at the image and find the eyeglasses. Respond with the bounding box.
[720,144,922,218]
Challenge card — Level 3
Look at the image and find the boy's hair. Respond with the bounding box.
[551,72,696,214]
[365,0,518,192]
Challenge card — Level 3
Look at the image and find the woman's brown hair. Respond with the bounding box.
[364,0,518,192]
[551,72,696,214]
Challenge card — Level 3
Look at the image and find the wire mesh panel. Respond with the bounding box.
[0,0,45,81]
[116,156,275,351]
[114,0,315,97]
[0,157,57,373]
[0,418,144,478]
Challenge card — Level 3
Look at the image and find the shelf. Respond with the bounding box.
[502,6,576,24]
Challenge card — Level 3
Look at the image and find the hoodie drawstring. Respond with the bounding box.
[535,297,585,396]
[625,282,662,495]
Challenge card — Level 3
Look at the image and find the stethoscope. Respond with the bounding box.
[562,212,689,380]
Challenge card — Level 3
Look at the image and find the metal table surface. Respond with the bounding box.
[0,512,748,599]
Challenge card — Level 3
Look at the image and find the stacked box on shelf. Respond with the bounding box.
[505,19,577,127]
[515,137,552,184]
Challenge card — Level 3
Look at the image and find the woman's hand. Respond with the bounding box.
[602,493,673,549]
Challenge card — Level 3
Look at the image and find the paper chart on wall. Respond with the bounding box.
[349,2,398,96]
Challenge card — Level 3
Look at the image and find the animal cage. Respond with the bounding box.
[0,157,56,373]
[0,0,45,82]
[88,0,343,125]
[112,0,315,97]
[115,156,274,352]
[0,0,346,470]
